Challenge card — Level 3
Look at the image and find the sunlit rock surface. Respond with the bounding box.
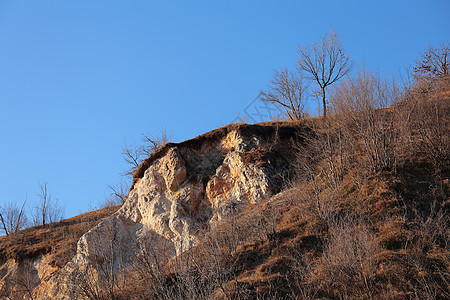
[14,122,300,299]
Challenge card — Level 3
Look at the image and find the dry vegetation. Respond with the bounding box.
[75,72,449,299]
[1,43,449,299]
[0,206,119,267]
[109,70,448,299]
[0,206,119,299]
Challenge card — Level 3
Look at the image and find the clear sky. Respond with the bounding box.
[0,0,449,219]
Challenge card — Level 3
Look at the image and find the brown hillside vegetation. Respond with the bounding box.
[0,206,119,266]
[116,77,449,299]
[0,206,119,299]
[0,76,448,299]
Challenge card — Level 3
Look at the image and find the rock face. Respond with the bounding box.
[29,123,299,299]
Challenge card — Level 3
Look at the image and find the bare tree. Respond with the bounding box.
[0,199,28,235]
[122,141,142,176]
[298,29,352,116]
[413,42,449,79]
[107,183,128,205]
[39,182,50,226]
[122,127,172,176]
[14,261,39,300]
[140,127,172,156]
[32,181,64,226]
[101,182,129,208]
[0,260,40,300]
[261,68,308,120]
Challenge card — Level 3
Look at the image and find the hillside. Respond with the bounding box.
[0,206,119,299]
[0,78,449,299]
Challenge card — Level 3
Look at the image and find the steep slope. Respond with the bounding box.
[33,122,302,299]
[0,206,119,299]
[1,88,448,299]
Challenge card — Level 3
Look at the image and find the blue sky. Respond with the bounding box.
[0,0,449,219]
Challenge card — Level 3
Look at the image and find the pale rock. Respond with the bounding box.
[19,124,296,299]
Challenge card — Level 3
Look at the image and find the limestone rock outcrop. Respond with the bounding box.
[12,122,301,299]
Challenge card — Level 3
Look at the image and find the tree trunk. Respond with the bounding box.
[322,88,327,117]
[0,213,9,236]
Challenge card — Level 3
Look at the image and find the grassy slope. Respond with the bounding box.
[0,206,119,268]
[120,82,449,299]
[1,83,448,299]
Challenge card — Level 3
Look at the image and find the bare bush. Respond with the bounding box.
[176,214,249,299]
[400,78,449,176]
[74,230,130,299]
[122,127,172,176]
[101,182,129,208]
[402,201,450,299]
[130,233,214,300]
[31,181,64,226]
[330,67,402,173]
[121,141,142,176]
[140,127,172,157]
[321,215,378,299]
[295,120,353,220]
[11,261,39,300]
[406,200,450,254]
[0,276,14,300]
[131,235,179,299]
[413,42,449,79]
[289,253,319,300]
[127,211,267,299]
[0,199,28,236]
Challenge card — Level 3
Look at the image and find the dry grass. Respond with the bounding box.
[3,77,449,299]
[118,77,450,300]
[0,206,119,267]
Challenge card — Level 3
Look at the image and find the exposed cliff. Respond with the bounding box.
[1,106,449,299]
[2,122,301,299]
[2,78,449,299]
